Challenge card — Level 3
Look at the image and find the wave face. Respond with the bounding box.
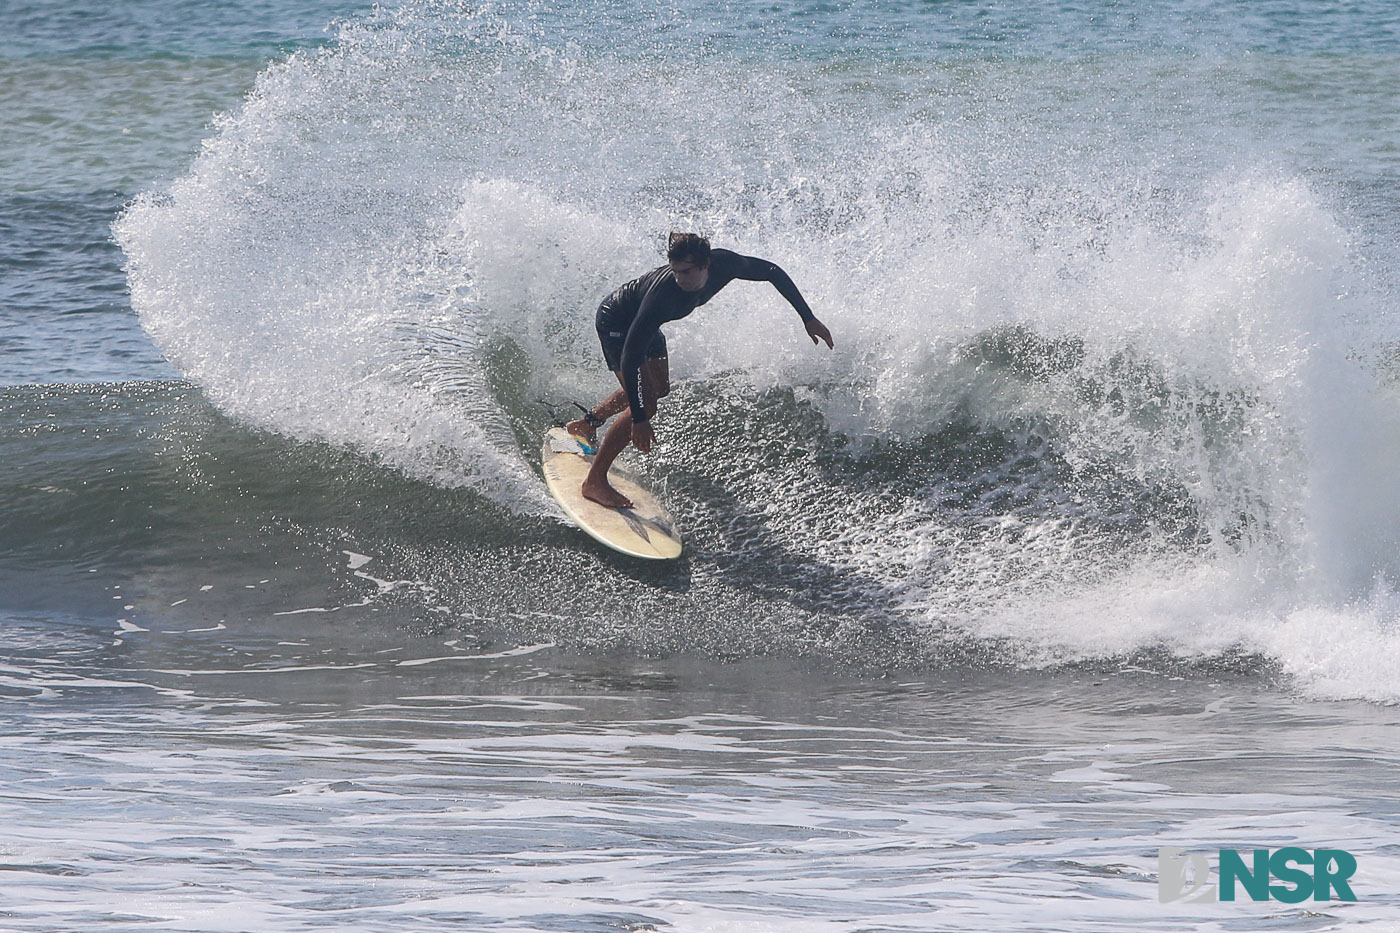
[113,1,1400,701]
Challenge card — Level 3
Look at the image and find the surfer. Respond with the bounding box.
[566,232,833,508]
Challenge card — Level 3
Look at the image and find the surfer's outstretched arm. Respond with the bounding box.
[728,253,834,348]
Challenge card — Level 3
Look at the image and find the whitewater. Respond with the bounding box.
[110,1,1400,699]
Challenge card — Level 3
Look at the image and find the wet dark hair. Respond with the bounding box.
[666,231,711,266]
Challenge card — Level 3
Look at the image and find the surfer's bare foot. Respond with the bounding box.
[581,478,632,509]
[565,417,596,444]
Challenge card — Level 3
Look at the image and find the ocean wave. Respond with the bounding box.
[105,0,1400,701]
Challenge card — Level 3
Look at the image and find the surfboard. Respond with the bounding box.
[540,426,683,560]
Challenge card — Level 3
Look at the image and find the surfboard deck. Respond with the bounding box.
[540,426,683,560]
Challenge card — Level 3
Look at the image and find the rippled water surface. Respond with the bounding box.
[6,617,1399,931]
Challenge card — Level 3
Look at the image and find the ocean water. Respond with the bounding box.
[4,0,1400,929]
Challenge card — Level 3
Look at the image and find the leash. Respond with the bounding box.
[536,398,605,429]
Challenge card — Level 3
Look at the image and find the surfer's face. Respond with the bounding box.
[670,258,709,292]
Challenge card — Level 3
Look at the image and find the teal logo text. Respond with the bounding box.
[1157,847,1357,903]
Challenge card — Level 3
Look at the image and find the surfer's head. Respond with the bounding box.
[667,232,711,291]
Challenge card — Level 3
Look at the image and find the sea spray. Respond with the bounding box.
[115,0,1400,699]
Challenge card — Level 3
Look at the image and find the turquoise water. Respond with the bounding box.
[5,1,1400,929]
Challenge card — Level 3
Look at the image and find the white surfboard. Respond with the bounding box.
[540,426,683,560]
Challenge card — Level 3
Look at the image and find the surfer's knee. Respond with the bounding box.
[644,358,669,398]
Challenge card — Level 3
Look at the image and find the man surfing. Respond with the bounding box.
[566,232,834,508]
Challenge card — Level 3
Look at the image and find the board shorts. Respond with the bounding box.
[596,301,667,372]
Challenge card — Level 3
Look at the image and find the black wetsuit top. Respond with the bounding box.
[598,249,815,422]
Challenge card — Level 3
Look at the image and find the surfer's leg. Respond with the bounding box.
[649,354,670,399]
[569,319,628,441]
[582,412,636,508]
[568,339,667,441]
[580,363,663,508]
[566,391,625,441]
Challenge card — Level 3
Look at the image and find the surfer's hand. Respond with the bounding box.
[805,317,833,349]
[632,420,654,453]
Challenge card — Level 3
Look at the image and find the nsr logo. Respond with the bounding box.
[1158,847,1358,903]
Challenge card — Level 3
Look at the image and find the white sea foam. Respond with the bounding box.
[113,1,1400,701]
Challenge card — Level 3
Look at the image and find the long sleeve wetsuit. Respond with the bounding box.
[596,249,815,423]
